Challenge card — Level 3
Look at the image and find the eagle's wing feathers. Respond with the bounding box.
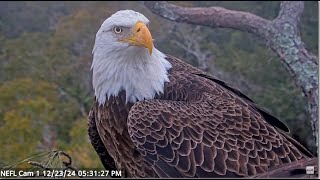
[88,107,117,170]
[194,72,291,133]
[126,55,309,177]
[127,98,305,178]
[167,54,290,133]
[251,157,318,178]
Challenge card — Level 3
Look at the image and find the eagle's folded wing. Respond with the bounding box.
[127,99,306,178]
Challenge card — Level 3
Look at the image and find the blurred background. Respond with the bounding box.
[0,1,318,169]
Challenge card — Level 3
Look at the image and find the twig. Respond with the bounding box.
[27,150,82,178]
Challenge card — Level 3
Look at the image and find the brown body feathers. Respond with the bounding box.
[88,55,314,178]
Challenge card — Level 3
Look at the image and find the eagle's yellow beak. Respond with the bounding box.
[119,21,153,55]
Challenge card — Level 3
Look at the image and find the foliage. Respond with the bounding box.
[0,78,66,167]
[65,117,104,169]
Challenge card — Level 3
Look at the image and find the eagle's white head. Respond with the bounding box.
[91,10,172,105]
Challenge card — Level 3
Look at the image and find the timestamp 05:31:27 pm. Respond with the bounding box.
[0,169,123,178]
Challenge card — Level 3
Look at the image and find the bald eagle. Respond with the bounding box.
[88,10,314,177]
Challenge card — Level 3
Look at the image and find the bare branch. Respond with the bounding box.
[28,150,81,178]
[28,161,51,170]
[144,1,271,38]
[171,25,211,71]
[59,151,79,172]
[276,1,304,26]
[169,24,263,95]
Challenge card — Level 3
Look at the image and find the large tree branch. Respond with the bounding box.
[145,1,271,38]
[276,1,304,27]
[145,1,319,149]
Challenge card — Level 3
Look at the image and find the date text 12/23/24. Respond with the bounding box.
[0,170,123,178]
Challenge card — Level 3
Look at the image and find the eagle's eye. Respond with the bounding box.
[113,26,123,34]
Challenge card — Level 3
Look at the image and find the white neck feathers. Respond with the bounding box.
[91,47,172,105]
